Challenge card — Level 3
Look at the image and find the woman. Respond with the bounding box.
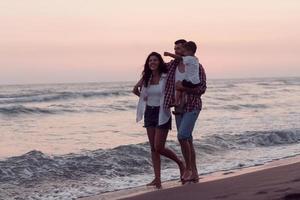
[133,52,185,189]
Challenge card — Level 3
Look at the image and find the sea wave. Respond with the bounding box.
[0,105,57,115]
[204,129,300,148]
[0,90,131,104]
[211,103,269,111]
[0,105,78,115]
[1,129,299,185]
[0,103,136,116]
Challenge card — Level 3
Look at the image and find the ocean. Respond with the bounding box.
[0,77,299,200]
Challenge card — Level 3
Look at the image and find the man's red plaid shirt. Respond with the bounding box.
[163,58,207,112]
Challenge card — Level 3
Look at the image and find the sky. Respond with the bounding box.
[0,0,299,85]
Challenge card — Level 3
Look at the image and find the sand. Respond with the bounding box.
[78,156,300,200]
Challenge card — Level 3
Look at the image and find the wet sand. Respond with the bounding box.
[78,156,300,200]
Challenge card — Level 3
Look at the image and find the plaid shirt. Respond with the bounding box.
[163,59,207,112]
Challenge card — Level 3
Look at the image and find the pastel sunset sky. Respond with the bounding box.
[0,0,299,84]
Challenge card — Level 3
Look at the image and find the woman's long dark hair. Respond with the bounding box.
[142,52,168,87]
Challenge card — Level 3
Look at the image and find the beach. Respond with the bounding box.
[1,0,300,199]
[79,156,300,200]
[0,77,299,199]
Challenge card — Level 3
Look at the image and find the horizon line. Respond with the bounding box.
[0,75,299,87]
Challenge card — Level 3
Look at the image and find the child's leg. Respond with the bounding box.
[181,92,187,105]
[175,90,182,106]
[173,91,187,115]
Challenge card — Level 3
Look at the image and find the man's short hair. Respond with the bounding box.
[184,41,197,54]
[174,39,187,45]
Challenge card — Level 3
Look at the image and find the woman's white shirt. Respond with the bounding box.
[146,84,161,106]
[136,73,171,125]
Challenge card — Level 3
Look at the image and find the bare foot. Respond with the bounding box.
[146,179,157,186]
[155,182,162,189]
[181,170,192,182]
[190,174,199,183]
[178,162,186,181]
[190,169,199,183]
[146,178,161,189]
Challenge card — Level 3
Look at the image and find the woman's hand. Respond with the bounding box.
[132,78,143,97]
[132,85,141,97]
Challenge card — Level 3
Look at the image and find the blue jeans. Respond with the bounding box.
[175,109,200,140]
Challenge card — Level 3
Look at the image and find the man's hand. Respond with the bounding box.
[176,81,185,91]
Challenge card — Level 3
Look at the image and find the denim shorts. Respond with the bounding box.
[175,109,200,140]
[144,105,171,130]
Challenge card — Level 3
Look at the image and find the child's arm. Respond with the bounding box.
[164,52,182,60]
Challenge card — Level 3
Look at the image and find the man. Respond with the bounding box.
[163,39,206,183]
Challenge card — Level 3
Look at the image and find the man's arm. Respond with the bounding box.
[176,64,207,95]
[184,83,206,95]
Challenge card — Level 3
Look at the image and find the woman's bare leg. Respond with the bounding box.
[146,127,161,188]
[155,128,185,179]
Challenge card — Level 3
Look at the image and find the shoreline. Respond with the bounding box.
[78,154,300,200]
